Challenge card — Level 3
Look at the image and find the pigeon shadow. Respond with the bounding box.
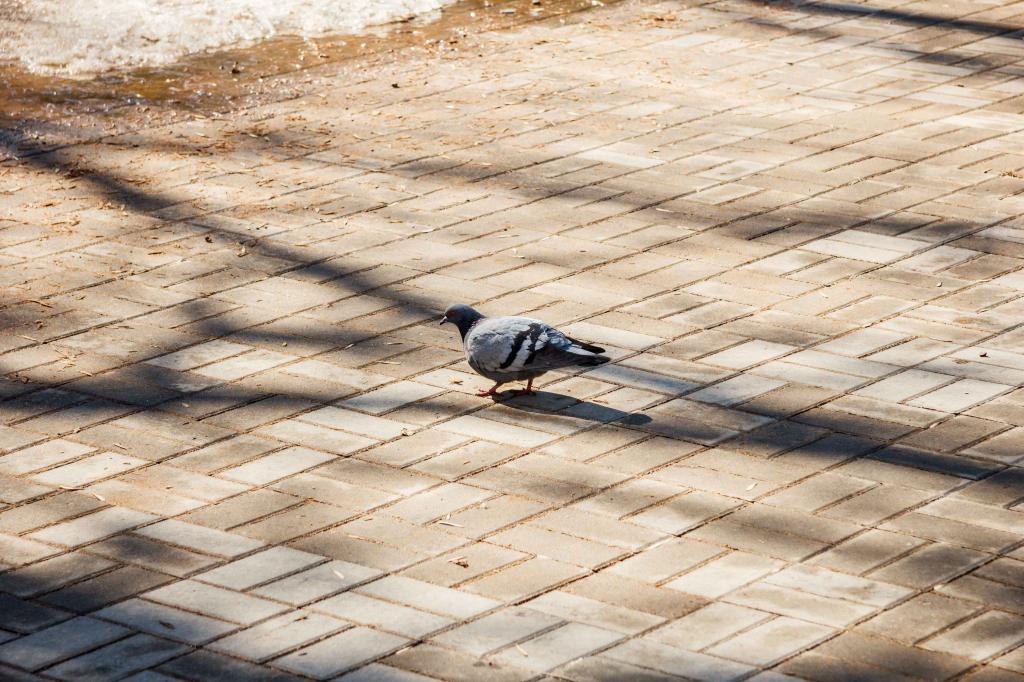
[496,390,654,426]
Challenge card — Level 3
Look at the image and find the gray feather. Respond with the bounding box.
[463,316,608,384]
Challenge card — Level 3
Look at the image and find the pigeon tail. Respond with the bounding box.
[574,355,610,367]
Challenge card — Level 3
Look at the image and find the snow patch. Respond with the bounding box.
[0,0,452,75]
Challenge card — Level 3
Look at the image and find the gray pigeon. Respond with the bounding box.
[441,303,610,396]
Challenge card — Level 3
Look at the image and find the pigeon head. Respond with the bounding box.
[440,303,483,338]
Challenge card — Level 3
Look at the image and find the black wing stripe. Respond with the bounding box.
[499,325,538,369]
[522,325,548,366]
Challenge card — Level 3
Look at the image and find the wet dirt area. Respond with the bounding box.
[0,0,620,153]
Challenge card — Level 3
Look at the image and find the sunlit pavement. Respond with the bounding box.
[1,0,1024,679]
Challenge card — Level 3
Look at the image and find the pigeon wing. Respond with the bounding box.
[466,317,606,375]
[465,317,545,375]
[528,328,608,370]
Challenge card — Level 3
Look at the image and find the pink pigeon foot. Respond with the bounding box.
[477,383,501,397]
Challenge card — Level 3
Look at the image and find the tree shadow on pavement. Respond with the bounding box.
[1,25,1023,673]
[737,0,1024,38]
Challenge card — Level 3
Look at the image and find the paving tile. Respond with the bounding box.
[0,440,95,476]
[858,592,982,644]
[135,520,263,558]
[603,639,753,681]
[554,655,691,682]
[566,572,703,621]
[997,647,1024,675]
[438,416,558,448]
[272,626,408,679]
[431,606,562,657]
[195,546,323,589]
[778,650,915,682]
[386,483,492,524]
[83,479,204,516]
[817,631,974,680]
[854,369,954,402]
[0,475,51,506]
[0,593,69,634]
[364,430,471,468]
[400,542,525,588]
[699,341,795,370]
[919,497,1024,535]
[143,580,287,625]
[727,582,877,628]
[688,375,787,407]
[314,458,437,496]
[257,420,377,456]
[525,591,664,635]
[46,634,187,682]
[28,507,157,547]
[169,435,282,473]
[937,575,1024,615]
[0,617,129,671]
[765,564,913,608]
[666,551,784,599]
[271,473,396,511]
[117,671,179,682]
[145,340,250,371]
[686,517,832,562]
[870,543,990,589]
[0,532,61,566]
[236,500,349,545]
[159,649,302,681]
[314,592,452,638]
[85,533,219,577]
[411,440,520,480]
[97,598,237,645]
[209,611,348,662]
[298,407,412,440]
[30,452,148,487]
[289,527,427,572]
[251,560,382,605]
[815,524,929,573]
[40,565,172,613]
[339,381,442,414]
[650,602,770,651]
[0,550,112,598]
[193,350,295,380]
[491,622,624,672]
[818,485,933,526]
[977,559,1024,588]
[385,643,535,682]
[762,472,875,512]
[923,611,1024,661]
[882,512,1021,554]
[708,617,835,666]
[336,663,438,682]
[218,446,335,485]
[910,379,1014,412]
[467,557,587,603]
[490,524,625,568]
[356,576,499,619]
[573,478,684,519]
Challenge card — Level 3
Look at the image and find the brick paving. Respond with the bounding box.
[2,0,1024,679]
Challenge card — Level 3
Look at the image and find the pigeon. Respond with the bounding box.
[441,303,610,397]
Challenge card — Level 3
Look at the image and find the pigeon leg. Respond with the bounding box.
[513,378,536,396]
[476,383,501,397]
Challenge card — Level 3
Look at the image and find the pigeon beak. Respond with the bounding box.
[439,316,449,326]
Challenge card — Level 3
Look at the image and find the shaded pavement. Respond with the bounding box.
[1,0,1024,680]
